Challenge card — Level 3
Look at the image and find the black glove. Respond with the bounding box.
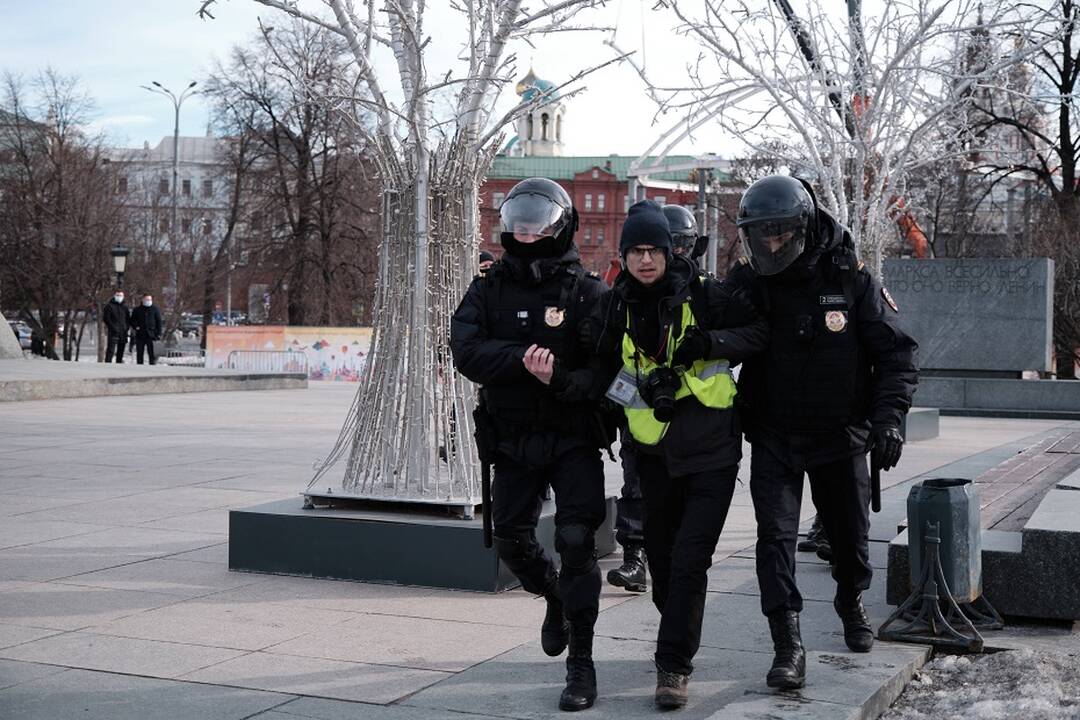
[870,425,904,471]
[671,326,711,368]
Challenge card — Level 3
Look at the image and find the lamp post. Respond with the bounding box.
[111,246,130,288]
[141,80,198,321]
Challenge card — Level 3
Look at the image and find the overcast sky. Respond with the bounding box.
[0,0,747,158]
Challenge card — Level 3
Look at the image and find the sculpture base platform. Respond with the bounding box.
[229,495,617,592]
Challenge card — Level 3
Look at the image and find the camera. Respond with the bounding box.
[639,366,681,423]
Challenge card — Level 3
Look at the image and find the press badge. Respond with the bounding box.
[605,368,639,407]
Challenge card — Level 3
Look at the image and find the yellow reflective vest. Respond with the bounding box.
[620,299,737,446]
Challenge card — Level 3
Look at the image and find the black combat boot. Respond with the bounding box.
[541,583,570,657]
[606,544,647,593]
[834,592,874,653]
[654,666,690,709]
[559,626,597,711]
[766,610,806,689]
[798,517,833,562]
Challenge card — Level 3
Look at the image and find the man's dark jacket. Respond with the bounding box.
[726,208,919,466]
[586,255,769,476]
[130,304,164,340]
[102,299,129,335]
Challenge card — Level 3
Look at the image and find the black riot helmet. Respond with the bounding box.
[661,205,699,257]
[736,175,815,275]
[499,177,577,259]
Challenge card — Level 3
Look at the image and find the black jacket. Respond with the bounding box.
[451,245,609,447]
[102,299,129,335]
[130,304,164,340]
[727,208,919,466]
[587,255,769,476]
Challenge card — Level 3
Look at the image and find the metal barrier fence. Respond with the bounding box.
[226,350,309,374]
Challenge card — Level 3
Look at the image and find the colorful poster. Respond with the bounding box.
[205,325,372,382]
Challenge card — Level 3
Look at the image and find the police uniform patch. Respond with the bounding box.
[819,295,847,305]
[825,310,848,333]
[882,287,899,312]
[544,307,565,327]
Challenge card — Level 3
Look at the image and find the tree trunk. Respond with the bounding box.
[311,139,495,506]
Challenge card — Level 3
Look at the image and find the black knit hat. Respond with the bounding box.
[620,200,673,258]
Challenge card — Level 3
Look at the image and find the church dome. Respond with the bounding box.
[515,67,558,102]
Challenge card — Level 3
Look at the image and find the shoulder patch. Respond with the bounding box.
[858,261,865,271]
[882,287,899,312]
[586,271,601,280]
[738,256,750,266]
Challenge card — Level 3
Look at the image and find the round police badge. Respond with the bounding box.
[544,307,565,327]
[825,310,848,333]
[882,287,899,312]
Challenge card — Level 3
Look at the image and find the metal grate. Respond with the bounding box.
[226,350,309,374]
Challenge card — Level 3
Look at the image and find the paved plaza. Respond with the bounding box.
[0,383,1074,719]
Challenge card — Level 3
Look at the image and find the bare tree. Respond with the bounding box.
[198,0,618,507]
[0,70,133,361]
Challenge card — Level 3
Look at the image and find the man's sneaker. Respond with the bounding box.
[655,667,689,709]
[606,544,647,593]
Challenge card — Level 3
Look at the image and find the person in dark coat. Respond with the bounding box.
[129,293,164,365]
[451,177,610,712]
[102,289,129,363]
[586,201,768,708]
[726,175,918,690]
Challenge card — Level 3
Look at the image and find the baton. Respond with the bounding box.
[870,462,882,514]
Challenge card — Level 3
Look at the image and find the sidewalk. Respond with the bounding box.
[0,385,1071,719]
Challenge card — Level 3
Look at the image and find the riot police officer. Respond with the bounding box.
[662,204,709,268]
[726,175,917,690]
[451,177,608,712]
[588,201,768,708]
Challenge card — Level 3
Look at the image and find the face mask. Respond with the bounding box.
[114,295,124,303]
[142,300,152,307]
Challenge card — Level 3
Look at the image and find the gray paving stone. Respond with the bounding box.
[0,623,64,651]
[0,667,291,720]
[53,557,267,598]
[255,697,505,719]
[181,651,449,703]
[0,582,180,630]
[265,611,536,672]
[0,518,107,550]
[26,526,225,559]
[0,658,68,690]
[0,546,148,583]
[168,542,229,564]
[0,631,246,678]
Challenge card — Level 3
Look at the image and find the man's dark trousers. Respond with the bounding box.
[104,332,126,363]
[637,453,738,675]
[750,443,872,615]
[135,336,157,365]
[492,440,606,628]
[615,425,644,547]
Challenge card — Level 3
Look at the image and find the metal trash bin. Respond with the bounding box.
[907,478,981,603]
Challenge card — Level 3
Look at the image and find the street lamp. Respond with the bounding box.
[140,80,198,320]
[111,246,130,288]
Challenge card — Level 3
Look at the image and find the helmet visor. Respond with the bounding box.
[738,220,806,275]
[499,192,569,240]
[671,231,697,256]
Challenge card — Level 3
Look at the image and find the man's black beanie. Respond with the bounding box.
[620,200,673,258]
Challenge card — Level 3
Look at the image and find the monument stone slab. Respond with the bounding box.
[883,258,1053,373]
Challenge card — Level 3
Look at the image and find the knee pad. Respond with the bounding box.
[555,523,596,572]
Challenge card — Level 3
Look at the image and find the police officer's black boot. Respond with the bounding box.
[606,543,647,593]
[834,591,874,653]
[798,517,833,562]
[541,582,570,657]
[766,610,806,689]
[559,624,597,711]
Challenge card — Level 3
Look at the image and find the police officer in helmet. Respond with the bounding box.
[662,205,709,268]
[727,175,917,690]
[451,177,609,712]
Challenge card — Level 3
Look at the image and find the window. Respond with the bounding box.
[182,179,191,197]
[583,227,591,245]
[598,194,606,211]
[158,178,169,194]
[592,169,599,179]
[202,179,213,197]
[597,228,605,244]
[584,194,593,212]
[159,218,168,234]
[116,177,128,194]
[623,194,630,212]
[181,218,192,234]
[541,113,549,141]
[250,214,263,231]
[527,114,534,140]
[491,226,500,245]
[492,192,505,208]
[203,219,213,236]
[654,195,666,205]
